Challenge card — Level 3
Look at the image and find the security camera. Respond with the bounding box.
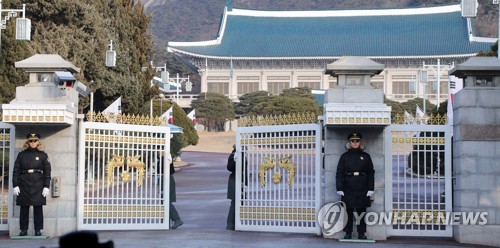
[54,71,76,89]
[75,81,91,97]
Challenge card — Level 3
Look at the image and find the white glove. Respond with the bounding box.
[337,191,344,196]
[13,186,20,196]
[42,188,50,197]
[366,191,374,197]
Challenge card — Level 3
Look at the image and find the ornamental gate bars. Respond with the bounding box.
[235,123,322,234]
[77,121,171,230]
[0,123,14,231]
[384,124,452,237]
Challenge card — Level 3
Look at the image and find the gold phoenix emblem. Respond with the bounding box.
[106,154,146,186]
[259,158,275,188]
[259,156,296,188]
[278,156,296,187]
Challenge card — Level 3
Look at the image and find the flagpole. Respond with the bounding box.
[90,91,94,122]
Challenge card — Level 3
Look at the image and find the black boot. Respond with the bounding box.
[358,233,367,239]
[19,230,27,236]
[343,232,352,239]
[35,230,42,236]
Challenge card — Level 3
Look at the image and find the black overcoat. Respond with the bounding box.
[156,156,176,202]
[227,150,236,200]
[12,148,51,206]
[336,149,374,208]
[169,162,176,203]
[227,149,248,200]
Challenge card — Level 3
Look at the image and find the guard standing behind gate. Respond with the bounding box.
[336,132,374,240]
[226,144,248,230]
[12,133,52,236]
[157,149,183,229]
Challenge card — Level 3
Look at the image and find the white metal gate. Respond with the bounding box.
[385,124,452,237]
[78,121,170,230]
[235,123,322,234]
[0,123,14,231]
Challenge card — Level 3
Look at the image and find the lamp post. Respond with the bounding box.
[174,73,190,104]
[158,93,165,115]
[0,0,31,57]
[421,59,454,112]
[145,62,167,119]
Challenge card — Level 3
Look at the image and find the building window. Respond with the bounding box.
[298,81,320,89]
[392,81,414,99]
[267,76,290,94]
[427,80,448,95]
[298,76,321,90]
[393,81,410,94]
[328,76,337,88]
[238,82,259,95]
[207,76,229,95]
[268,82,289,95]
[207,82,229,95]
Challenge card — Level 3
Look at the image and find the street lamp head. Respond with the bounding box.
[159,93,165,99]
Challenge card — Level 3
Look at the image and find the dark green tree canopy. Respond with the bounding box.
[151,100,199,147]
[0,0,155,114]
[191,92,235,131]
[385,97,439,119]
[234,90,272,116]
[236,87,321,116]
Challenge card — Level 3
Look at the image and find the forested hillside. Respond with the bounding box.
[142,0,498,82]
[0,0,155,114]
[145,0,497,55]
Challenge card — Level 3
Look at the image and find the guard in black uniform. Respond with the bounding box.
[157,150,183,229]
[336,132,374,240]
[226,144,248,230]
[12,133,51,236]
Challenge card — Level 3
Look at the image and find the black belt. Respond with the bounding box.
[345,171,365,177]
[21,169,43,174]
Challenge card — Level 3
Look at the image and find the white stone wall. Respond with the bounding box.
[453,88,500,247]
[9,88,79,237]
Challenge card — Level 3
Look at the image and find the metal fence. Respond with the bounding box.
[0,123,14,231]
[78,121,170,230]
[384,124,452,237]
[235,123,322,234]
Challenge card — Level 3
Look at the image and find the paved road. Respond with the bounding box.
[0,151,482,248]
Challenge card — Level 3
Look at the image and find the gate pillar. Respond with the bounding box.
[2,55,81,237]
[322,57,391,240]
[449,57,500,247]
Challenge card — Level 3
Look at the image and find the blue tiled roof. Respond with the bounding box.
[168,5,495,59]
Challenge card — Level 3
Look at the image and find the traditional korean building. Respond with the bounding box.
[167,3,495,104]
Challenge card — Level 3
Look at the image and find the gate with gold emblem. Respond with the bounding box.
[385,115,452,237]
[235,114,322,234]
[0,122,15,231]
[78,120,170,230]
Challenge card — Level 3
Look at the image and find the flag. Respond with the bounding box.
[161,106,174,125]
[187,109,197,125]
[415,104,427,125]
[229,57,234,79]
[404,111,412,124]
[103,96,122,123]
[447,93,454,127]
[205,57,208,77]
[447,76,463,128]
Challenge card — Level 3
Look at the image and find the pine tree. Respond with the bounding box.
[0,0,155,114]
